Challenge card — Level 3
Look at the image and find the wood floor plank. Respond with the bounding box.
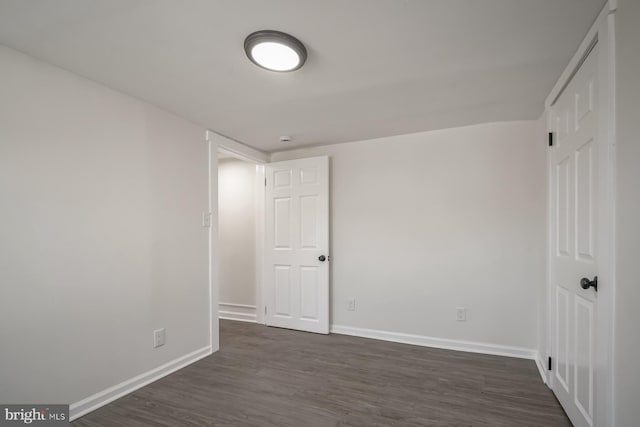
[73,320,571,426]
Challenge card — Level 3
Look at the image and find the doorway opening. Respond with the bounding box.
[217,148,264,326]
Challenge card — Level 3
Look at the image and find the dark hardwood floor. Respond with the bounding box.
[73,320,571,426]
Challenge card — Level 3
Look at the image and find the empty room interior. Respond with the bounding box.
[1,1,639,426]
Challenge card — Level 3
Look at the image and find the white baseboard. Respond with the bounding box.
[219,302,256,323]
[536,356,548,384]
[70,345,211,421]
[330,324,537,360]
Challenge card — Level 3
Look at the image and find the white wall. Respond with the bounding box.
[0,45,212,407]
[272,121,546,351]
[614,0,640,425]
[218,158,256,306]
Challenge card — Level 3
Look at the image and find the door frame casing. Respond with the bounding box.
[543,3,616,427]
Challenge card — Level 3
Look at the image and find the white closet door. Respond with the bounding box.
[264,156,329,334]
[550,47,598,427]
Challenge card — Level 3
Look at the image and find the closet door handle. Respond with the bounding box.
[580,276,597,292]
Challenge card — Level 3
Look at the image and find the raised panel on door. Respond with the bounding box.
[300,266,319,320]
[274,265,292,318]
[274,198,292,249]
[300,196,318,249]
[556,286,570,392]
[574,72,595,131]
[575,295,594,424]
[300,167,318,185]
[556,109,570,147]
[556,156,571,257]
[274,169,292,189]
[575,140,595,261]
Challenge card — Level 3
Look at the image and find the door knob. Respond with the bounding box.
[580,276,598,292]
[318,255,326,262]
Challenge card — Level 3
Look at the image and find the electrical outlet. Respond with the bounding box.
[347,298,356,311]
[154,328,165,348]
[456,307,467,322]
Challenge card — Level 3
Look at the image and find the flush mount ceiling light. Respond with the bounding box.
[244,30,307,72]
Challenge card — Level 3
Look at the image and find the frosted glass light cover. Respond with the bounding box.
[251,42,301,72]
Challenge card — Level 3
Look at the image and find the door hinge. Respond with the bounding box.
[548,132,554,147]
[265,178,267,187]
[264,306,267,315]
[548,356,552,371]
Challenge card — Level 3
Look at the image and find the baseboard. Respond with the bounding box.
[330,325,537,360]
[70,345,212,421]
[536,356,548,384]
[219,302,256,323]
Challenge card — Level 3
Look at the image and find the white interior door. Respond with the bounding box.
[264,156,329,334]
[550,47,598,427]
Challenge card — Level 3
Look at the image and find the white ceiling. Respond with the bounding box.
[0,0,605,152]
